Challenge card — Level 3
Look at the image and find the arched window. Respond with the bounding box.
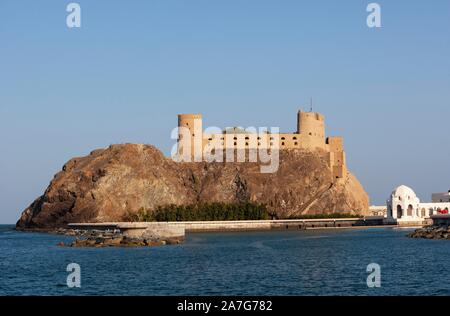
[421,208,426,217]
[397,205,403,219]
[407,205,413,217]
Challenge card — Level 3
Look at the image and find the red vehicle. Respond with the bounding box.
[437,208,449,215]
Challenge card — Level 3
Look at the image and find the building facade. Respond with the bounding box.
[387,185,450,222]
[177,111,347,179]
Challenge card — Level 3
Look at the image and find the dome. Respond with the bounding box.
[391,185,419,201]
[392,185,415,196]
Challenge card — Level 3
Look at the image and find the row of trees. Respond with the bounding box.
[126,202,270,222]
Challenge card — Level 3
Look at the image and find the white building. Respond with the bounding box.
[369,205,387,217]
[387,185,450,223]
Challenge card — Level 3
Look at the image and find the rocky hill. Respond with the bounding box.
[16,144,369,229]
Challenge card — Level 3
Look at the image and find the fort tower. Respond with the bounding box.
[297,111,326,150]
[177,114,203,161]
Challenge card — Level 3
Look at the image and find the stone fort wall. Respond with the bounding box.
[177,111,347,179]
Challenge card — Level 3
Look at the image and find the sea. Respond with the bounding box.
[1,224,449,296]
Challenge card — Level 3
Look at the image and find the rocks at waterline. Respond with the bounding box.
[408,225,450,240]
[69,236,183,248]
[55,228,183,248]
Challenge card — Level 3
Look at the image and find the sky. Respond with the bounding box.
[0,0,449,223]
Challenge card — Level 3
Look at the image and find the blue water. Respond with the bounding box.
[1,225,449,296]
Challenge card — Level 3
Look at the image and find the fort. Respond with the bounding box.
[176,110,347,179]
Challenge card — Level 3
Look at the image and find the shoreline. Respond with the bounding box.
[13,217,409,235]
[10,221,423,248]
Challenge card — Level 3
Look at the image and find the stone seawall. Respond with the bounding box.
[66,217,393,247]
[67,222,185,247]
[70,218,389,235]
[176,217,387,232]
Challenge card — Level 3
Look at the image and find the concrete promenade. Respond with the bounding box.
[69,217,403,239]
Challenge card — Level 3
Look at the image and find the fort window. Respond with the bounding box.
[258,142,261,146]
[309,133,312,136]
[233,137,237,140]
[281,137,286,140]
[282,142,285,146]
[294,142,298,146]
[234,142,237,146]
[245,142,249,146]
[245,136,249,140]
[293,137,297,140]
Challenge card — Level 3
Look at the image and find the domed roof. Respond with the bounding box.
[392,185,417,199]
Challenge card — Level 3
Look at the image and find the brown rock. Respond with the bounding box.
[103,237,123,246]
[16,144,369,229]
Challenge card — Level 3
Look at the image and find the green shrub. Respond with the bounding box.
[124,205,361,222]
[125,202,270,222]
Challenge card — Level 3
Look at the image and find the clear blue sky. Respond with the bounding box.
[1,0,449,223]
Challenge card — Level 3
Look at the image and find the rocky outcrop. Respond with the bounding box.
[16,144,369,229]
[54,229,182,247]
[408,225,450,240]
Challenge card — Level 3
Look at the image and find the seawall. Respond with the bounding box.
[171,217,388,232]
[69,217,392,239]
